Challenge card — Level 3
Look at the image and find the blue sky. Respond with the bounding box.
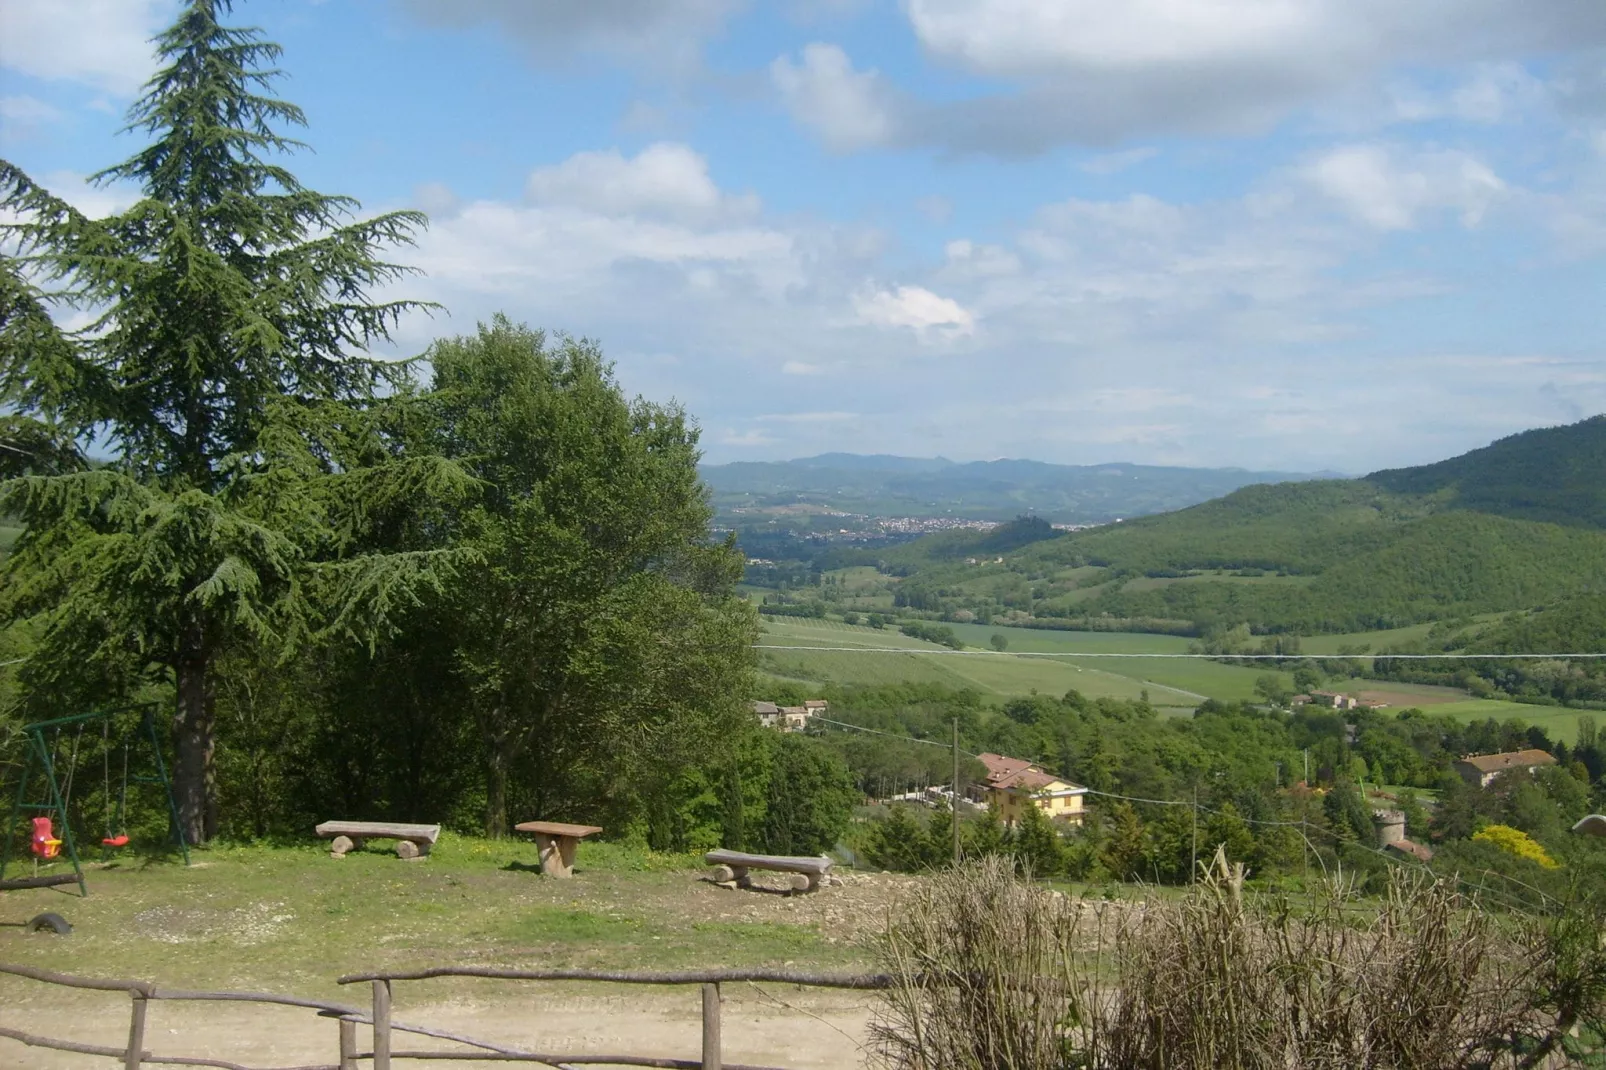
[2,0,1604,472]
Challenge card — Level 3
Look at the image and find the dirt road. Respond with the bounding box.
[2,983,879,1068]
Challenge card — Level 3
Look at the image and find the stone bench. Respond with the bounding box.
[704,849,833,893]
[316,821,440,861]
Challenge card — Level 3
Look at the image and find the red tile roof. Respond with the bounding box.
[1386,839,1434,862]
[977,753,1081,793]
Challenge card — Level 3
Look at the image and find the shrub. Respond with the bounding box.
[1473,823,1561,869]
[868,853,1603,1068]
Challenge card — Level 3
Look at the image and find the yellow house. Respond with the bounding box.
[976,753,1087,827]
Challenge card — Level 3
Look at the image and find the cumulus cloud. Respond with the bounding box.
[854,284,975,336]
[397,0,740,72]
[770,44,896,152]
[0,0,170,94]
[1300,144,1506,230]
[379,142,1599,470]
[773,1,1606,152]
[523,143,759,223]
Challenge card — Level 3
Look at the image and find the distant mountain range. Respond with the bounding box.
[701,453,1345,525]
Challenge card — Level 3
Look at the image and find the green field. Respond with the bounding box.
[758,618,1582,740]
[759,619,1282,709]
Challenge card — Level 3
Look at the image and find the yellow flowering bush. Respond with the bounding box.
[1471,824,1561,869]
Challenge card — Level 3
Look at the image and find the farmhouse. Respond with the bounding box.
[750,699,827,732]
[974,753,1087,827]
[1454,748,1558,789]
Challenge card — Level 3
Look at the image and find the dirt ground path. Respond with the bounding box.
[1,984,879,1068]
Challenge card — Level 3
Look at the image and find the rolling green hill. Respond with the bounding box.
[1369,415,1606,528]
[835,415,1606,636]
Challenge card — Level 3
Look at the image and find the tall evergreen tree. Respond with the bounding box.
[0,0,439,843]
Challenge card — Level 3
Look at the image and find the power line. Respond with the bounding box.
[808,714,1562,912]
[757,644,1606,659]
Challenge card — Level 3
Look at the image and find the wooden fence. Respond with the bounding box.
[0,961,893,1070]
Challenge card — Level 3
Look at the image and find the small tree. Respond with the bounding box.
[761,734,857,855]
[989,633,1008,652]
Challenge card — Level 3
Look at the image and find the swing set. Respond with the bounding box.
[1,706,189,896]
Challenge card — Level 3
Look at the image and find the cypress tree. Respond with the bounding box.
[0,0,438,843]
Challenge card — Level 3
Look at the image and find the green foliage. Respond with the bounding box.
[759,734,857,855]
[1012,803,1065,877]
[858,417,1606,642]
[1369,415,1606,529]
[899,621,965,649]
[401,318,755,837]
[0,0,440,842]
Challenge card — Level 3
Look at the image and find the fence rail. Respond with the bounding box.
[0,960,888,1070]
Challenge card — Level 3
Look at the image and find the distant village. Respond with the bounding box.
[751,698,1562,865]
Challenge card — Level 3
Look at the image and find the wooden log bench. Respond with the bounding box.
[316,821,440,861]
[515,821,603,878]
[704,848,833,893]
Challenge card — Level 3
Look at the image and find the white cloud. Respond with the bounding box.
[378,140,1599,472]
[772,2,1606,151]
[854,284,976,336]
[1300,144,1506,230]
[0,0,170,95]
[770,44,896,151]
[524,143,758,223]
[716,428,778,447]
[397,0,740,73]
[906,0,1606,84]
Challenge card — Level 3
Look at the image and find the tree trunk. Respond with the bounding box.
[486,743,509,839]
[173,620,217,845]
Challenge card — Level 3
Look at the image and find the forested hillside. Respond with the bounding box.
[1369,415,1606,528]
[857,416,1606,636]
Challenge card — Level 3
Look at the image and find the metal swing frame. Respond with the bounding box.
[1,706,189,895]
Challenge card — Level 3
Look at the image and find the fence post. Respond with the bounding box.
[372,979,392,1070]
[701,981,721,1070]
[339,1016,358,1070]
[124,993,148,1070]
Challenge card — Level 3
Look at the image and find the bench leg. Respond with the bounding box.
[731,866,751,889]
[789,873,820,894]
[330,836,355,858]
[536,834,574,878]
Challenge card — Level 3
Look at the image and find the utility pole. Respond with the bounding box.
[1190,782,1198,883]
[952,718,961,866]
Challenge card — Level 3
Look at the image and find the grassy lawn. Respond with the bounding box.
[1432,701,1590,744]
[0,838,867,1002]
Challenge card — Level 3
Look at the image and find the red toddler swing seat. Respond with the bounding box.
[31,816,62,859]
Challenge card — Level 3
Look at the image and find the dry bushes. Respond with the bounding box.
[868,852,1605,1070]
